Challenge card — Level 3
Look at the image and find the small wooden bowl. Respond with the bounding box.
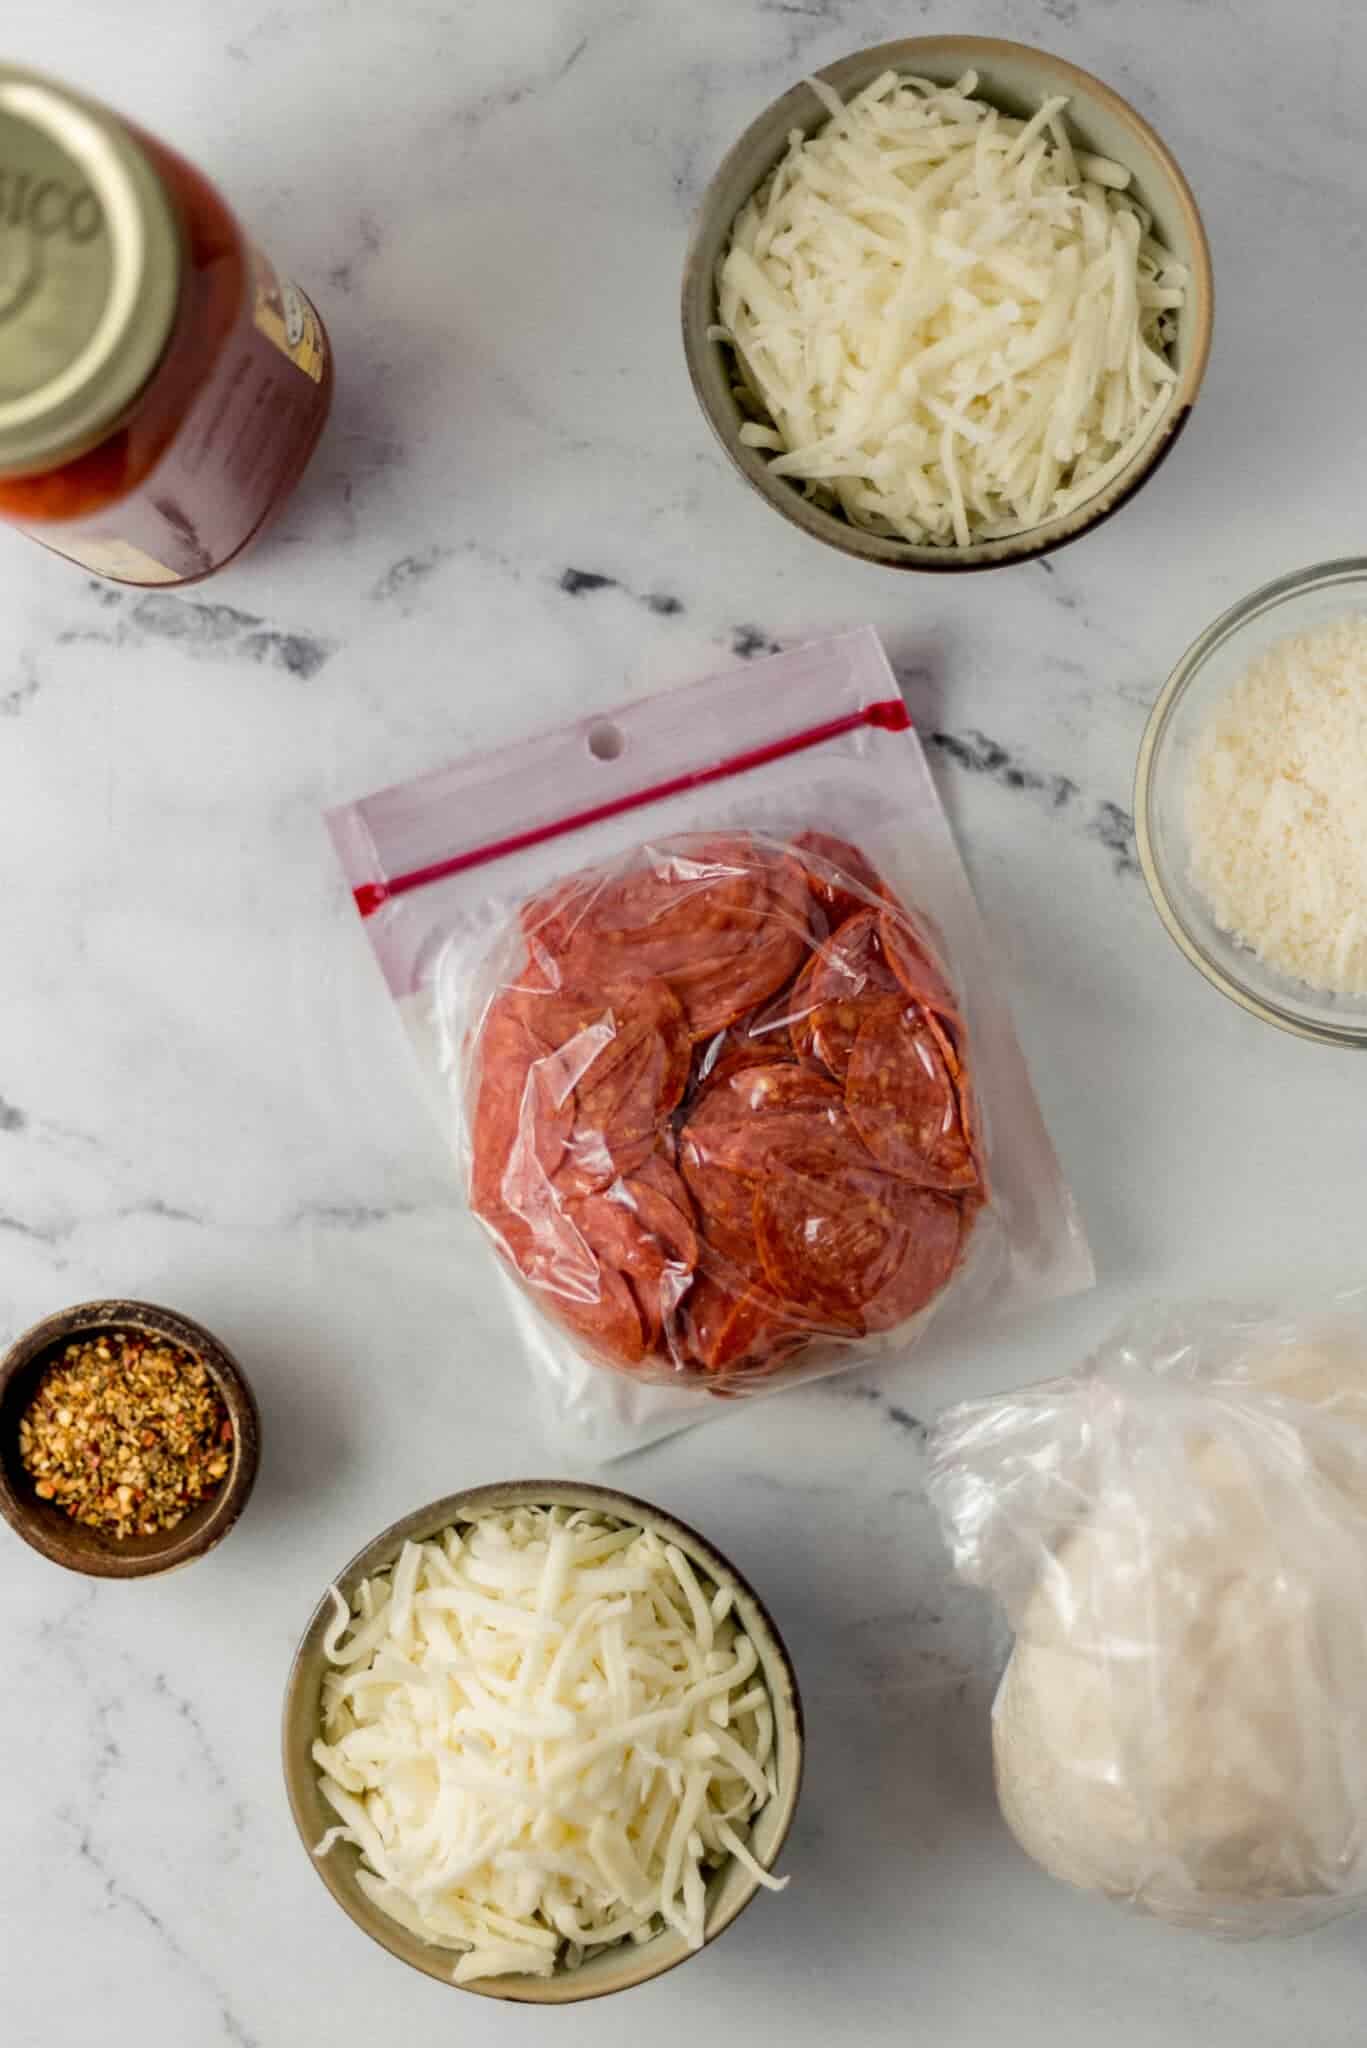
[0,1299,260,1578]
[283,1481,804,2002]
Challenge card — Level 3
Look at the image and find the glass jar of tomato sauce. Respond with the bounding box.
[0,65,333,585]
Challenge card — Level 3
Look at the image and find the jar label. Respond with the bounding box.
[43,534,179,581]
[251,247,327,384]
[27,254,332,585]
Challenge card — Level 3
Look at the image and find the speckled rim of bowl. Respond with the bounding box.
[682,34,1214,571]
[282,1480,805,2004]
[1135,555,1367,1047]
[0,1298,261,1577]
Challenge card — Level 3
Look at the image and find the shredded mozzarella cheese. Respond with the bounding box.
[313,1507,787,1982]
[1184,617,1367,995]
[717,69,1187,546]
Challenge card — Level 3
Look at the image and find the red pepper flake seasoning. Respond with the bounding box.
[18,1331,232,1538]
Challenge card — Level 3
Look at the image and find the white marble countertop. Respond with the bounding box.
[4,1,1367,2041]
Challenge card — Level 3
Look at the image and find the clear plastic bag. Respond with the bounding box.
[328,629,1091,1453]
[927,1294,1367,1938]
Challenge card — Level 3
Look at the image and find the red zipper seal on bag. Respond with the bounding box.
[354,696,910,917]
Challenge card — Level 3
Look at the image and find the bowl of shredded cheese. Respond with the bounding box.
[283,1481,803,2001]
[683,36,1211,569]
[1137,558,1367,1045]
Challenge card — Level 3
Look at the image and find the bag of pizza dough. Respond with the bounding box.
[926,1297,1367,1937]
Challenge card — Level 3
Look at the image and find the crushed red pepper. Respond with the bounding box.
[18,1330,232,1538]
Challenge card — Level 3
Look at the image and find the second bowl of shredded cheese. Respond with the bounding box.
[683,35,1211,570]
[283,1482,802,2001]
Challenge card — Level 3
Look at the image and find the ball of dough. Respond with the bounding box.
[992,1342,1367,1934]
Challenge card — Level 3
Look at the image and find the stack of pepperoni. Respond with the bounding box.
[467,831,982,1385]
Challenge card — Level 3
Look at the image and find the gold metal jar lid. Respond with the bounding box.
[0,66,182,477]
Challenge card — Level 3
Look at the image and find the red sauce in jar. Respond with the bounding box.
[0,67,333,585]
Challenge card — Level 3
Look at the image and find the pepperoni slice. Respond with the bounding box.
[550,836,765,975]
[667,850,809,1040]
[689,1062,843,1124]
[923,1006,982,1169]
[715,972,808,1056]
[681,1274,796,1376]
[515,1195,654,1364]
[505,979,689,1197]
[845,1003,978,1190]
[625,1146,695,1217]
[534,838,811,1042]
[752,1165,879,1330]
[787,909,902,1079]
[879,901,960,1020]
[680,944,801,1040]
[565,1171,700,1352]
[514,979,690,1119]
[794,830,886,934]
[705,1110,863,1182]
[578,835,763,945]
[679,1064,877,1307]
[581,1024,672,1138]
[555,1123,658,1199]
[560,1118,692,1200]
[520,851,753,974]
[516,879,594,994]
[476,1184,647,1367]
[862,1188,966,1330]
[681,1065,856,1182]
[621,1174,698,1270]
[754,1162,963,1331]
[690,1032,795,1094]
[469,1003,574,1218]
[678,1137,763,1278]
[552,1259,648,1367]
[473,1196,651,1368]
[482,1194,586,1294]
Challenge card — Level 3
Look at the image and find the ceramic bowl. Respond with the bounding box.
[0,1298,260,1577]
[282,1480,804,2003]
[682,34,1213,571]
[1136,557,1367,1045]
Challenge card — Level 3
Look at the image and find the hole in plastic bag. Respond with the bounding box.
[587,721,625,762]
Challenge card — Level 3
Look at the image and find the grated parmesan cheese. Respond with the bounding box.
[716,70,1187,547]
[312,1506,787,1983]
[1184,617,1367,995]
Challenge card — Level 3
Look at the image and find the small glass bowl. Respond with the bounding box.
[1136,557,1367,1046]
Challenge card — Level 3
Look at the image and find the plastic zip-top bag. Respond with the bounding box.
[927,1295,1367,1938]
[328,629,1091,1454]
